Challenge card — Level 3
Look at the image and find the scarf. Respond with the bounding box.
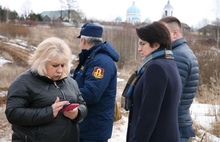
[121,49,173,111]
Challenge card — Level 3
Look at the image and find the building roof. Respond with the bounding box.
[197,24,218,32]
[41,10,66,19]
[181,22,191,30]
[40,10,80,20]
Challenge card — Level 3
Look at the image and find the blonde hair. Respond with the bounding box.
[29,37,72,76]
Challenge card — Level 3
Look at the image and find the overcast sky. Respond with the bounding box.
[0,0,219,27]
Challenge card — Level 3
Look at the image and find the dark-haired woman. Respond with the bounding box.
[126,22,181,142]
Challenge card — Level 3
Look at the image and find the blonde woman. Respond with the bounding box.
[5,37,87,142]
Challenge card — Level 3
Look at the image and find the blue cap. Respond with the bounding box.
[77,23,103,38]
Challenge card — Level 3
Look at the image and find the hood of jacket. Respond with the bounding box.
[82,41,119,62]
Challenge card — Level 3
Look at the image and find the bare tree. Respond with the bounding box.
[214,0,220,48]
[197,18,210,29]
[21,0,32,20]
[59,0,79,22]
[77,8,85,20]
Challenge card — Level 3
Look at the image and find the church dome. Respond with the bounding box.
[127,1,140,14]
[116,16,122,21]
[164,0,173,10]
[144,18,151,23]
[115,16,122,22]
[163,0,174,17]
[126,1,141,24]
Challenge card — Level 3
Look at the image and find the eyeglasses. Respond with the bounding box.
[138,41,147,46]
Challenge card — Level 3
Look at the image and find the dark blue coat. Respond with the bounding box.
[172,38,199,137]
[73,41,119,140]
[127,58,181,142]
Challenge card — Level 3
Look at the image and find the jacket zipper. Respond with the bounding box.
[25,135,27,142]
[54,82,66,101]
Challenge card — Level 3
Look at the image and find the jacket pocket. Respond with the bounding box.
[12,133,28,142]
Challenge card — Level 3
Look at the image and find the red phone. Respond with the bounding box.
[62,103,79,112]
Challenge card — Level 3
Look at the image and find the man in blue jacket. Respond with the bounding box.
[159,16,199,142]
[73,22,119,142]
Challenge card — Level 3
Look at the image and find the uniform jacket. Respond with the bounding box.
[73,41,119,140]
[5,69,87,142]
[127,58,182,142]
[172,38,199,137]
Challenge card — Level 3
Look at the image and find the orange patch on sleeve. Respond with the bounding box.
[92,66,104,79]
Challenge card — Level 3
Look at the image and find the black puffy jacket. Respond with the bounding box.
[5,69,87,142]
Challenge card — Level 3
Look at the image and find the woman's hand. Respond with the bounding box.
[52,97,69,117]
[63,107,79,120]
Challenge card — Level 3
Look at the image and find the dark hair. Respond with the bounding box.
[136,21,171,50]
[159,16,182,32]
[159,16,181,27]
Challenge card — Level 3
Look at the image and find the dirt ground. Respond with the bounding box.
[0,104,11,142]
[0,91,11,142]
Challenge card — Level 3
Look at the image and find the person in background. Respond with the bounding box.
[126,21,182,142]
[159,16,199,142]
[5,37,87,142]
[73,22,119,142]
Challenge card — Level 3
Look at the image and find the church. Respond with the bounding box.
[115,0,174,24]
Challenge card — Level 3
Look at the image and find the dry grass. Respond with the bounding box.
[0,63,28,91]
[0,52,13,61]
[0,24,220,141]
[0,24,81,55]
[194,75,220,140]
[19,25,81,55]
[0,23,31,38]
[212,120,220,137]
[192,123,209,142]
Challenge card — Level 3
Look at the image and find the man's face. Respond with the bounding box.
[79,37,88,50]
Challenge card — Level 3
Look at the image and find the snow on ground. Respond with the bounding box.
[0,57,11,67]
[108,102,220,142]
[109,115,128,142]
[191,102,220,130]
